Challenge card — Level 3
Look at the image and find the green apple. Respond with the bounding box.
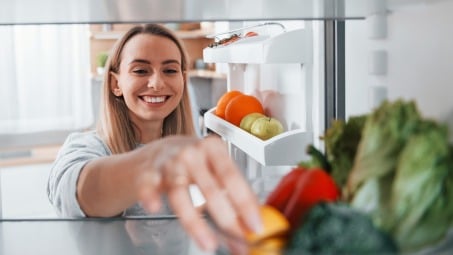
[239,112,266,132]
[250,117,284,140]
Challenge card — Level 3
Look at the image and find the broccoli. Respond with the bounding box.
[285,203,398,255]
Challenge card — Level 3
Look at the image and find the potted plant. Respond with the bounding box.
[96,51,109,75]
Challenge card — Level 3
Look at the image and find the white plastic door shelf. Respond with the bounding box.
[204,108,313,166]
[203,28,311,64]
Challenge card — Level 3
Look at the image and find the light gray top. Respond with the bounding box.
[47,130,172,218]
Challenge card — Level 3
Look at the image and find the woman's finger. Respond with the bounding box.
[165,167,218,252]
[137,170,163,213]
[201,136,263,234]
[179,144,244,238]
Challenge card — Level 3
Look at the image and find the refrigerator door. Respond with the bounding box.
[202,21,327,199]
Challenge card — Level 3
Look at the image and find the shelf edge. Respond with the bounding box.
[204,108,313,166]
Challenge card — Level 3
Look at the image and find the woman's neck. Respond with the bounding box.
[134,121,164,144]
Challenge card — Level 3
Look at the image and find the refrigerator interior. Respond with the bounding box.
[1,3,453,252]
[0,0,453,253]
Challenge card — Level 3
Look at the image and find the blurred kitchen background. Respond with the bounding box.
[0,22,228,218]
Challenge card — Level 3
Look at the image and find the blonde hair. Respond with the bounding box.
[97,24,195,154]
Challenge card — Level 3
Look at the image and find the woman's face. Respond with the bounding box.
[111,33,184,130]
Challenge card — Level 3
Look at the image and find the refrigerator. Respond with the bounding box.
[1,0,453,253]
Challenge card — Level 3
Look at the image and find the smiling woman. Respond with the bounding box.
[0,24,92,144]
[47,24,262,253]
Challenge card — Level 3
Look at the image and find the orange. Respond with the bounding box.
[244,205,290,244]
[249,238,286,255]
[225,94,265,126]
[215,90,243,119]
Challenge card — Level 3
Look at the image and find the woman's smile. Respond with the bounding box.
[140,95,169,104]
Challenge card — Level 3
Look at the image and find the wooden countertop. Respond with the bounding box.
[0,145,61,167]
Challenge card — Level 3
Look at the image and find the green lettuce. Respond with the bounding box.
[348,100,453,252]
[384,121,453,251]
[322,115,367,189]
[346,100,421,198]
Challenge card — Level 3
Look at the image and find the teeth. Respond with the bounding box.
[142,96,166,103]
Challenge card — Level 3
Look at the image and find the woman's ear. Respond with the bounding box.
[183,71,187,86]
[110,71,123,97]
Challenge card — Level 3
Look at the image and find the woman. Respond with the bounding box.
[47,24,262,252]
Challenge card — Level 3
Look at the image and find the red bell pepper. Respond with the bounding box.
[283,168,339,229]
[265,167,339,230]
[265,168,306,212]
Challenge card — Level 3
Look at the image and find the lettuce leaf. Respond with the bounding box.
[323,115,367,189]
[385,121,453,251]
[349,101,453,252]
[346,100,421,198]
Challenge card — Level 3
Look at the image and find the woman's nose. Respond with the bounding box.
[147,74,164,91]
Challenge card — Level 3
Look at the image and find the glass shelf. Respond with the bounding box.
[0,0,367,25]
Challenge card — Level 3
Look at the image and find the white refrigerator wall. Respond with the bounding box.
[345,1,453,134]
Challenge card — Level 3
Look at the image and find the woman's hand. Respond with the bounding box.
[137,135,262,252]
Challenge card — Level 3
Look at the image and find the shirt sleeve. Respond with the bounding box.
[47,131,110,217]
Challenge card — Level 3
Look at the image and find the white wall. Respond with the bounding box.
[345,1,453,128]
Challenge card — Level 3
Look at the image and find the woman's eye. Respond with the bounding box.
[132,69,148,74]
[164,69,178,74]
